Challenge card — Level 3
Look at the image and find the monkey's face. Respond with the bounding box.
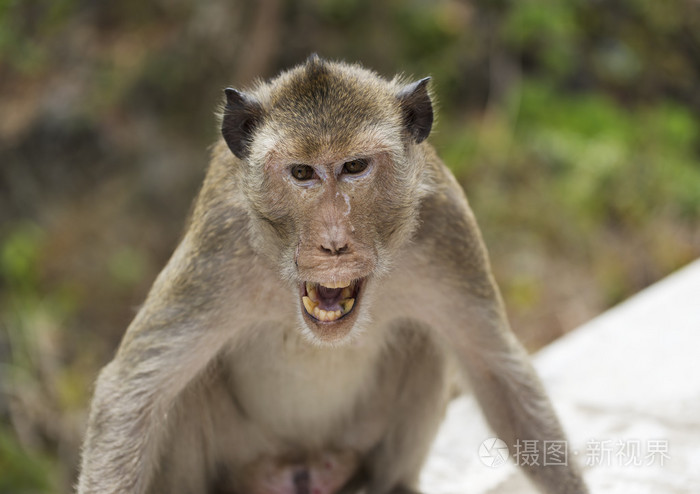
[256,149,413,344]
[222,58,433,344]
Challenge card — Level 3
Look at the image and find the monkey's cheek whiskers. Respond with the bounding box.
[301,280,358,322]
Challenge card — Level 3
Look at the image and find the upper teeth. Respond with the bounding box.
[319,280,351,289]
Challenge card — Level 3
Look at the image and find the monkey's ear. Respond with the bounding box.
[397,77,433,144]
[222,88,265,160]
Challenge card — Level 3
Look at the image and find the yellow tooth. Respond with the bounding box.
[341,298,355,314]
[318,309,328,321]
[306,282,318,302]
[325,310,340,322]
[302,296,316,315]
[320,280,351,289]
[341,287,352,299]
[313,306,321,318]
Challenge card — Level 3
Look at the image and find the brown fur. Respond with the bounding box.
[77,57,588,494]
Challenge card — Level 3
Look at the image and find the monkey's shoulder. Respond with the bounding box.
[402,155,492,287]
[185,148,255,252]
[414,157,478,244]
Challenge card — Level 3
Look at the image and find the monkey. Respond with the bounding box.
[77,55,588,494]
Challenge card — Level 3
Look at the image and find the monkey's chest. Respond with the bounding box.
[228,329,385,446]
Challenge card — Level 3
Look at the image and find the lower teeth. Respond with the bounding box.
[314,306,342,322]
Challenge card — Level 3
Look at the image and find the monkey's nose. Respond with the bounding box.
[320,241,349,256]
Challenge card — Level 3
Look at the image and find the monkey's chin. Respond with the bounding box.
[298,278,365,344]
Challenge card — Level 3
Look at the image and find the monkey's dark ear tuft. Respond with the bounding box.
[222,88,265,160]
[397,77,433,144]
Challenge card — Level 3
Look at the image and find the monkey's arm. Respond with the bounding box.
[77,237,237,493]
[405,162,589,494]
[78,165,259,494]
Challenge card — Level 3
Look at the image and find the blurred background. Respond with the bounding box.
[1,0,699,491]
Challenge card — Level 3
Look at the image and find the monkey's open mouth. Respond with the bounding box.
[301,279,361,322]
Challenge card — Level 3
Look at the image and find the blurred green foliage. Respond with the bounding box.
[0,0,699,491]
[0,426,57,493]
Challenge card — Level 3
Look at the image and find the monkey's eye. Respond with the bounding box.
[343,159,368,175]
[290,164,315,181]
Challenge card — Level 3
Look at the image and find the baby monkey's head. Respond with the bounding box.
[221,55,433,344]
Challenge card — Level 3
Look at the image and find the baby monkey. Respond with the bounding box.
[77,56,588,494]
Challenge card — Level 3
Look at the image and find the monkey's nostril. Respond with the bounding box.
[319,243,349,256]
